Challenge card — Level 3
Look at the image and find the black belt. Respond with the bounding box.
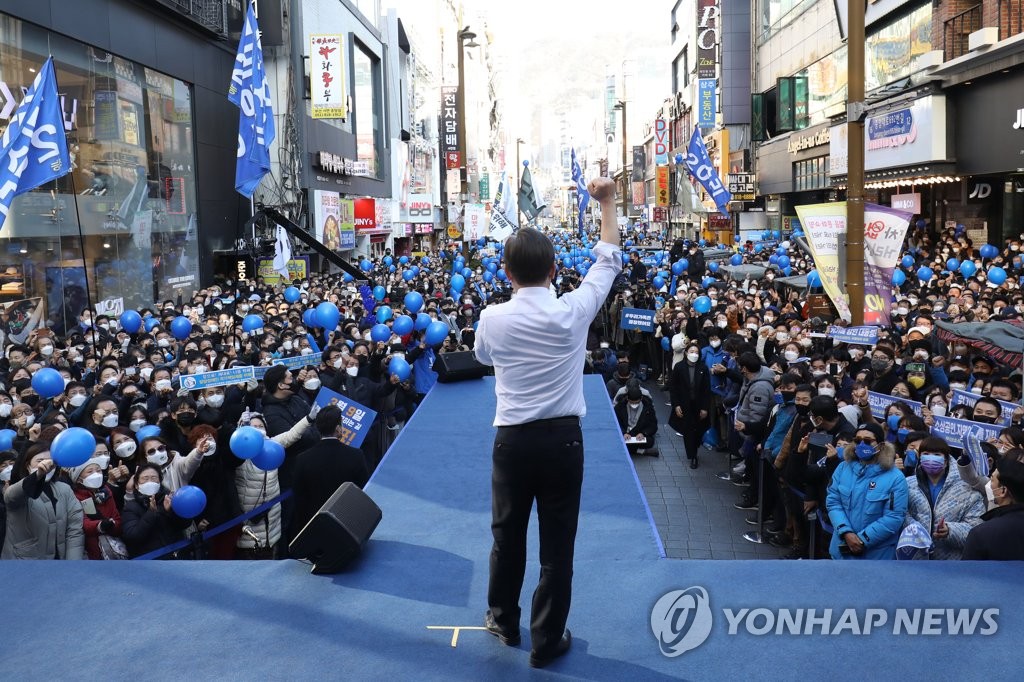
[499,416,581,430]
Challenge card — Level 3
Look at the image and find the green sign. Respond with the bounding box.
[479,173,490,200]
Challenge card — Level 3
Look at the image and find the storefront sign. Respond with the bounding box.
[440,86,460,169]
[652,206,668,222]
[953,70,1024,175]
[258,257,309,284]
[787,128,830,154]
[415,223,433,235]
[315,151,356,176]
[401,193,434,223]
[727,173,755,201]
[309,34,346,119]
[891,192,921,213]
[829,96,946,176]
[696,0,719,79]
[656,166,670,207]
[353,198,376,230]
[698,79,716,128]
[631,182,646,213]
[654,119,669,165]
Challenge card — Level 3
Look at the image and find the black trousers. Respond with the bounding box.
[488,418,583,654]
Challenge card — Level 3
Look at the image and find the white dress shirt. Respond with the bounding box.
[475,240,623,426]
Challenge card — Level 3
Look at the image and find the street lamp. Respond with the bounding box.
[456,26,479,226]
[613,100,628,222]
[516,137,524,227]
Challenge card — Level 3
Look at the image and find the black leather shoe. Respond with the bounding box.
[689,458,699,469]
[530,629,571,668]
[484,610,520,646]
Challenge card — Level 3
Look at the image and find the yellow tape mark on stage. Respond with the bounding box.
[426,626,488,648]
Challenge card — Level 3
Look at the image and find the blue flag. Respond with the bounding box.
[571,148,590,238]
[0,56,70,231]
[684,127,731,216]
[228,3,276,198]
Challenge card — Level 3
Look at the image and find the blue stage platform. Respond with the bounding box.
[5,377,1022,680]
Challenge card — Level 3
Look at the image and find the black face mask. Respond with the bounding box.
[795,404,810,416]
[781,391,796,404]
[972,414,996,425]
[176,412,196,427]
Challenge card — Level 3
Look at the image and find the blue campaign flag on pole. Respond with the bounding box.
[684,127,731,216]
[571,148,590,239]
[228,3,276,198]
[0,56,71,232]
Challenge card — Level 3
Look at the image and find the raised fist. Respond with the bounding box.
[587,177,616,203]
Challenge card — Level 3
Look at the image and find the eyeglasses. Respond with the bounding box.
[145,446,167,456]
[853,437,877,445]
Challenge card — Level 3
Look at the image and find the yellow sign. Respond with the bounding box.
[656,166,670,207]
[258,258,308,285]
[446,223,462,239]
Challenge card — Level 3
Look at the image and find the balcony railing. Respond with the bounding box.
[155,0,228,37]
[999,0,1024,40]
[943,3,983,61]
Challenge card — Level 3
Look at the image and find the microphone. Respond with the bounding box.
[241,525,261,548]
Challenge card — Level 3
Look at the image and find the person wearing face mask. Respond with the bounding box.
[903,437,984,560]
[137,434,205,494]
[825,423,909,560]
[668,343,711,467]
[963,449,1024,560]
[868,346,901,395]
[969,397,1002,426]
[120,464,192,559]
[1,443,84,559]
[614,381,659,457]
[185,424,243,560]
[82,397,121,440]
[68,458,123,560]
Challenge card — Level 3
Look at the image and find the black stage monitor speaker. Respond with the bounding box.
[435,350,488,383]
[289,482,382,574]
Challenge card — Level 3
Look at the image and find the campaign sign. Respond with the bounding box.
[314,387,377,449]
[949,389,1018,427]
[930,416,1000,472]
[272,353,324,370]
[827,325,879,346]
[621,308,656,332]
[179,366,254,391]
[867,391,922,419]
[252,365,271,380]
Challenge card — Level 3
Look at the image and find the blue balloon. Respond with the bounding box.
[375,305,393,322]
[671,261,685,276]
[230,426,264,460]
[399,255,409,265]
[699,239,707,247]
[404,291,424,313]
[661,337,671,351]
[988,266,1007,285]
[693,296,712,314]
[777,255,791,269]
[415,313,432,331]
[0,429,15,450]
[892,269,907,286]
[462,267,473,279]
[343,273,354,283]
[562,257,572,268]
[389,265,396,273]
[653,276,666,289]
[315,302,340,330]
[170,316,192,340]
[424,320,449,346]
[51,427,96,468]
[360,259,373,272]
[486,262,498,273]
[782,266,792,276]
[754,244,764,253]
[806,270,822,288]
[776,246,786,256]
[383,256,393,266]
[373,285,386,302]
[960,260,977,277]
[242,314,264,333]
[31,367,65,399]
[730,253,743,266]
[284,286,301,303]
[771,230,781,240]
[389,356,412,382]
[252,439,286,472]
[411,266,421,276]
[980,244,999,259]
[403,270,415,282]
[144,317,160,333]
[497,269,507,281]
[483,271,494,283]
[392,314,414,336]
[917,266,934,282]
[901,255,915,269]
[171,485,207,519]
[370,323,392,343]
[302,308,318,328]
[136,425,161,444]
[709,261,720,272]
[119,310,142,333]
[451,274,466,292]
[422,256,431,265]
[702,276,716,289]
[946,258,960,272]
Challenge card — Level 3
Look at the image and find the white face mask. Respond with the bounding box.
[202,441,217,458]
[206,394,225,409]
[776,332,789,342]
[147,449,168,466]
[0,465,11,482]
[929,404,947,418]
[304,378,321,391]
[300,347,313,356]
[0,404,12,418]
[283,340,294,350]
[68,393,87,408]
[333,357,345,369]
[985,480,996,505]
[897,307,909,316]
[82,472,104,489]
[784,350,799,362]
[157,338,170,348]
[30,467,55,482]
[137,481,161,496]
[710,340,721,349]
[818,387,836,398]
[40,345,54,357]
[155,379,172,392]
[686,352,700,363]
[91,455,110,471]
[115,441,137,459]
[129,419,147,433]
[101,413,119,429]
[346,366,359,377]
[716,320,728,328]
[24,415,35,428]
[971,387,984,395]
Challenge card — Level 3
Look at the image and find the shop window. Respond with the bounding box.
[776,76,808,133]
[0,17,200,333]
[353,43,382,179]
[793,156,830,192]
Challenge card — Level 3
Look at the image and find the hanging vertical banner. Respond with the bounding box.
[697,0,720,79]
[440,86,460,170]
[863,203,913,326]
[463,203,487,241]
[631,182,646,214]
[309,34,346,119]
[313,190,342,250]
[698,78,716,127]
[656,166,670,207]
[654,119,669,165]
[339,199,356,249]
[795,202,851,322]
[631,146,646,182]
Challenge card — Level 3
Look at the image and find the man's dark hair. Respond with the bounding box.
[504,228,555,286]
[809,395,839,420]
[315,405,343,435]
[737,351,762,373]
[995,451,1024,501]
[778,372,802,388]
[990,379,1018,399]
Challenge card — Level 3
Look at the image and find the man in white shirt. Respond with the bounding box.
[474,177,620,668]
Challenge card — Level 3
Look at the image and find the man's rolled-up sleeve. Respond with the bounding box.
[564,241,622,321]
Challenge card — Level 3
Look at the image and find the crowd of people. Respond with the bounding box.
[1,215,1022,560]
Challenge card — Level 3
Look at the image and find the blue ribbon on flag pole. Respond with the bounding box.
[684,127,731,216]
[571,148,589,238]
[228,3,276,198]
[0,56,71,231]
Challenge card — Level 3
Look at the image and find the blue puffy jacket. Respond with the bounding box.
[826,447,909,560]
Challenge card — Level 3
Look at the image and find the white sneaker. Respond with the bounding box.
[674,432,684,437]
[732,462,746,475]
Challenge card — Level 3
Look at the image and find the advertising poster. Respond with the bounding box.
[339,199,356,249]
[314,190,342,250]
[463,203,487,242]
[259,256,309,285]
[310,34,346,119]
[0,297,45,347]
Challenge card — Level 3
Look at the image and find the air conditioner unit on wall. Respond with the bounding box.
[968,27,999,52]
